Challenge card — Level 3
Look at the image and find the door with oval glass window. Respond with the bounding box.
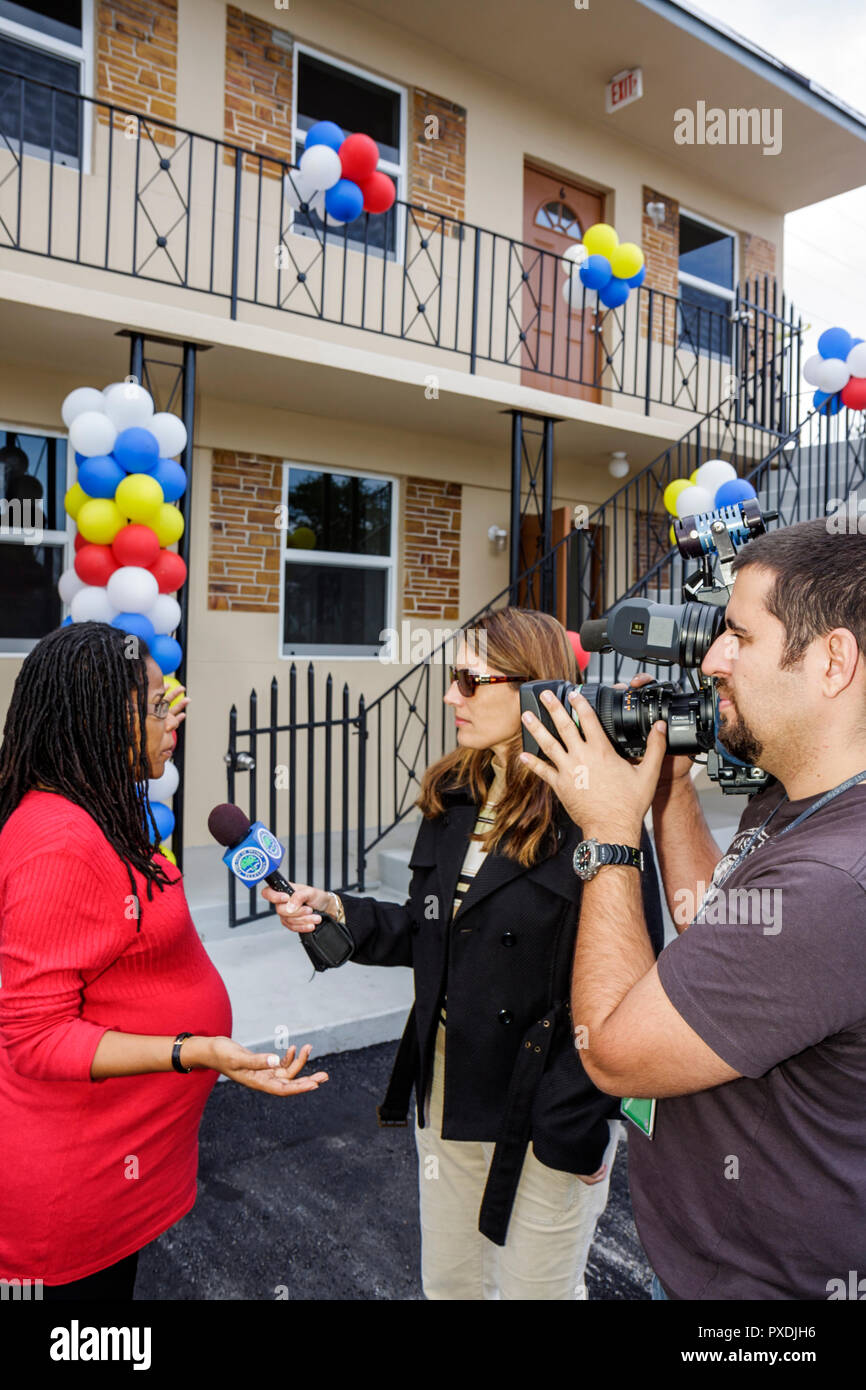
[521,164,604,400]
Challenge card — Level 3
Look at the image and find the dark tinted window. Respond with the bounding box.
[283,562,387,650]
[286,468,392,557]
[0,1,81,44]
[0,35,81,160]
[297,52,400,163]
[679,215,734,290]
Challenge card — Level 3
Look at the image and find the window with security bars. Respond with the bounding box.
[281,462,397,657]
[0,427,71,652]
[0,1,90,166]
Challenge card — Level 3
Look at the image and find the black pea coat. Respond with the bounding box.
[338,780,665,1244]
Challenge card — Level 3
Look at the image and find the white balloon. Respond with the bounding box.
[815,357,850,394]
[68,411,117,458]
[102,381,128,401]
[147,758,180,803]
[107,565,159,614]
[58,566,86,604]
[562,243,588,273]
[61,387,106,428]
[802,353,825,387]
[148,593,181,635]
[561,277,583,309]
[285,168,319,211]
[846,342,866,378]
[148,412,187,459]
[675,485,714,519]
[299,143,343,191]
[103,383,155,430]
[70,585,116,623]
[694,459,736,494]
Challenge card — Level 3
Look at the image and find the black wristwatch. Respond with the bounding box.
[172,1032,195,1074]
[573,838,645,881]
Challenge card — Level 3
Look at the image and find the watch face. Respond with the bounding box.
[574,840,598,877]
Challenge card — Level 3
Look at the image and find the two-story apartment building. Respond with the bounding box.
[1,0,865,878]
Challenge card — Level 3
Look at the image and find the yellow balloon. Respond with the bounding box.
[663,478,691,516]
[289,525,316,549]
[159,842,177,865]
[609,242,644,280]
[582,223,619,258]
[116,472,164,523]
[689,468,700,485]
[77,497,125,544]
[153,503,184,547]
[669,523,677,547]
[164,674,184,708]
[64,482,90,519]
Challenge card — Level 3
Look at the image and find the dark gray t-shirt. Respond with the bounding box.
[629,775,866,1300]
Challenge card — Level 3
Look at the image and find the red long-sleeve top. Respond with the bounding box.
[0,790,232,1284]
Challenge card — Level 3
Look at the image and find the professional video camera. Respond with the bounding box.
[520,496,774,795]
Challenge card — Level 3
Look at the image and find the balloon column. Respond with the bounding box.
[285,121,396,224]
[58,380,187,863]
[562,223,646,312]
[802,328,866,415]
[662,459,758,546]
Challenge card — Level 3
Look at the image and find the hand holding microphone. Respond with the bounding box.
[260,882,334,933]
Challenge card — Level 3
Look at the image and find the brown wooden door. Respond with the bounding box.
[522,164,603,401]
[517,505,571,624]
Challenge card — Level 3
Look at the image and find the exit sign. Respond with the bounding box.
[606,68,643,114]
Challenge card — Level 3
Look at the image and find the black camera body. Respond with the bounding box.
[519,498,773,795]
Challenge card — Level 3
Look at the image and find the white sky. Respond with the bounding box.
[684,0,866,357]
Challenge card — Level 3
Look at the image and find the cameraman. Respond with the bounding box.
[519,517,866,1300]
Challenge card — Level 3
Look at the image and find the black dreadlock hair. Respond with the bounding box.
[0,621,177,927]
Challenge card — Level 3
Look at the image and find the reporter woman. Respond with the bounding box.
[0,623,326,1300]
[264,608,664,1300]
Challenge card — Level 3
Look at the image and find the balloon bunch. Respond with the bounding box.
[146,675,183,864]
[662,459,757,545]
[286,121,396,225]
[802,327,866,415]
[58,381,188,860]
[561,223,646,312]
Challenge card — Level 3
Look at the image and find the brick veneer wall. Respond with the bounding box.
[403,477,461,619]
[96,0,177,130]
[208,450,282,611]
[224,7,293,172]
[742,232,777,287]
[409,89,466,233]
[641,185,679,346]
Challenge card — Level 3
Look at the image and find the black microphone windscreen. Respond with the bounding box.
[208,802,252,848]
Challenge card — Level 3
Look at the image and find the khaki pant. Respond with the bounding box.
[415,1022,621,1300]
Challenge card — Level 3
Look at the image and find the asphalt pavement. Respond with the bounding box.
[135,1040,654,1301]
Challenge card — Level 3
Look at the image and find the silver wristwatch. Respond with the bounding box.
[573,838,645,881]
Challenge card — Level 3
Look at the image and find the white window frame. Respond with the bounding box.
[677,208,738,366]
[0,421,73,657]
[279,460,398,660]
[288,41,407,264]
[0,0,94,173]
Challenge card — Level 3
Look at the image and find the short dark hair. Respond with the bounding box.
[730,518,866,669]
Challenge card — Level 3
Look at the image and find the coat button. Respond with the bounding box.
[501,931,516,947]
[498,1009,513,1025]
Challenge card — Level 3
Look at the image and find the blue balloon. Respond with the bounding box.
[61,616,73,626]
[813,389,843,415]
[626,265,646,288]
[113,427,160,474]
[77,454,125,498]
[817,326,853,361]
[151,457,187,502]
[149,634,182,675]
[305,120,346,153]
[714,478,758,508]
[598,276,631,309]
[112,611,156,645]
[325,178,364,224]
[149,801,175,842]
[579,254,613,292]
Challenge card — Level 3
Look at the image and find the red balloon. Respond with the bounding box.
[841,376,866,411]
[74,530,87,552]
[339,132,379,183]
[566,630,590,674]
[359,170,396,214]
[75,543,118,587]
[149,548,187,594]
[113,523,161,569]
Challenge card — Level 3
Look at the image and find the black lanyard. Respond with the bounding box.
[701,767,866,906]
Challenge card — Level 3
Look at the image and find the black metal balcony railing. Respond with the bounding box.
[0,68,800,425]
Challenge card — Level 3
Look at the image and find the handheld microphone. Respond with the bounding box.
[208,803,354,972]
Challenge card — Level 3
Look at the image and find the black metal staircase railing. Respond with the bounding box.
[221,375,863,925]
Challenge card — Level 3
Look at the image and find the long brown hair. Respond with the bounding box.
[416,607,579,866]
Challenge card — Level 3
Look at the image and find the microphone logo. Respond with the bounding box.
[230,846,270,882]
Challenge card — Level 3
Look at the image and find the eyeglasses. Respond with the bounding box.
[449,666,527,698]
[147,699,173,720]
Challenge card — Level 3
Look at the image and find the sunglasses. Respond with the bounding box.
[449,666,528,698]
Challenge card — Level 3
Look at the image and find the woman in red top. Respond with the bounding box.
[0,622,327,1300]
